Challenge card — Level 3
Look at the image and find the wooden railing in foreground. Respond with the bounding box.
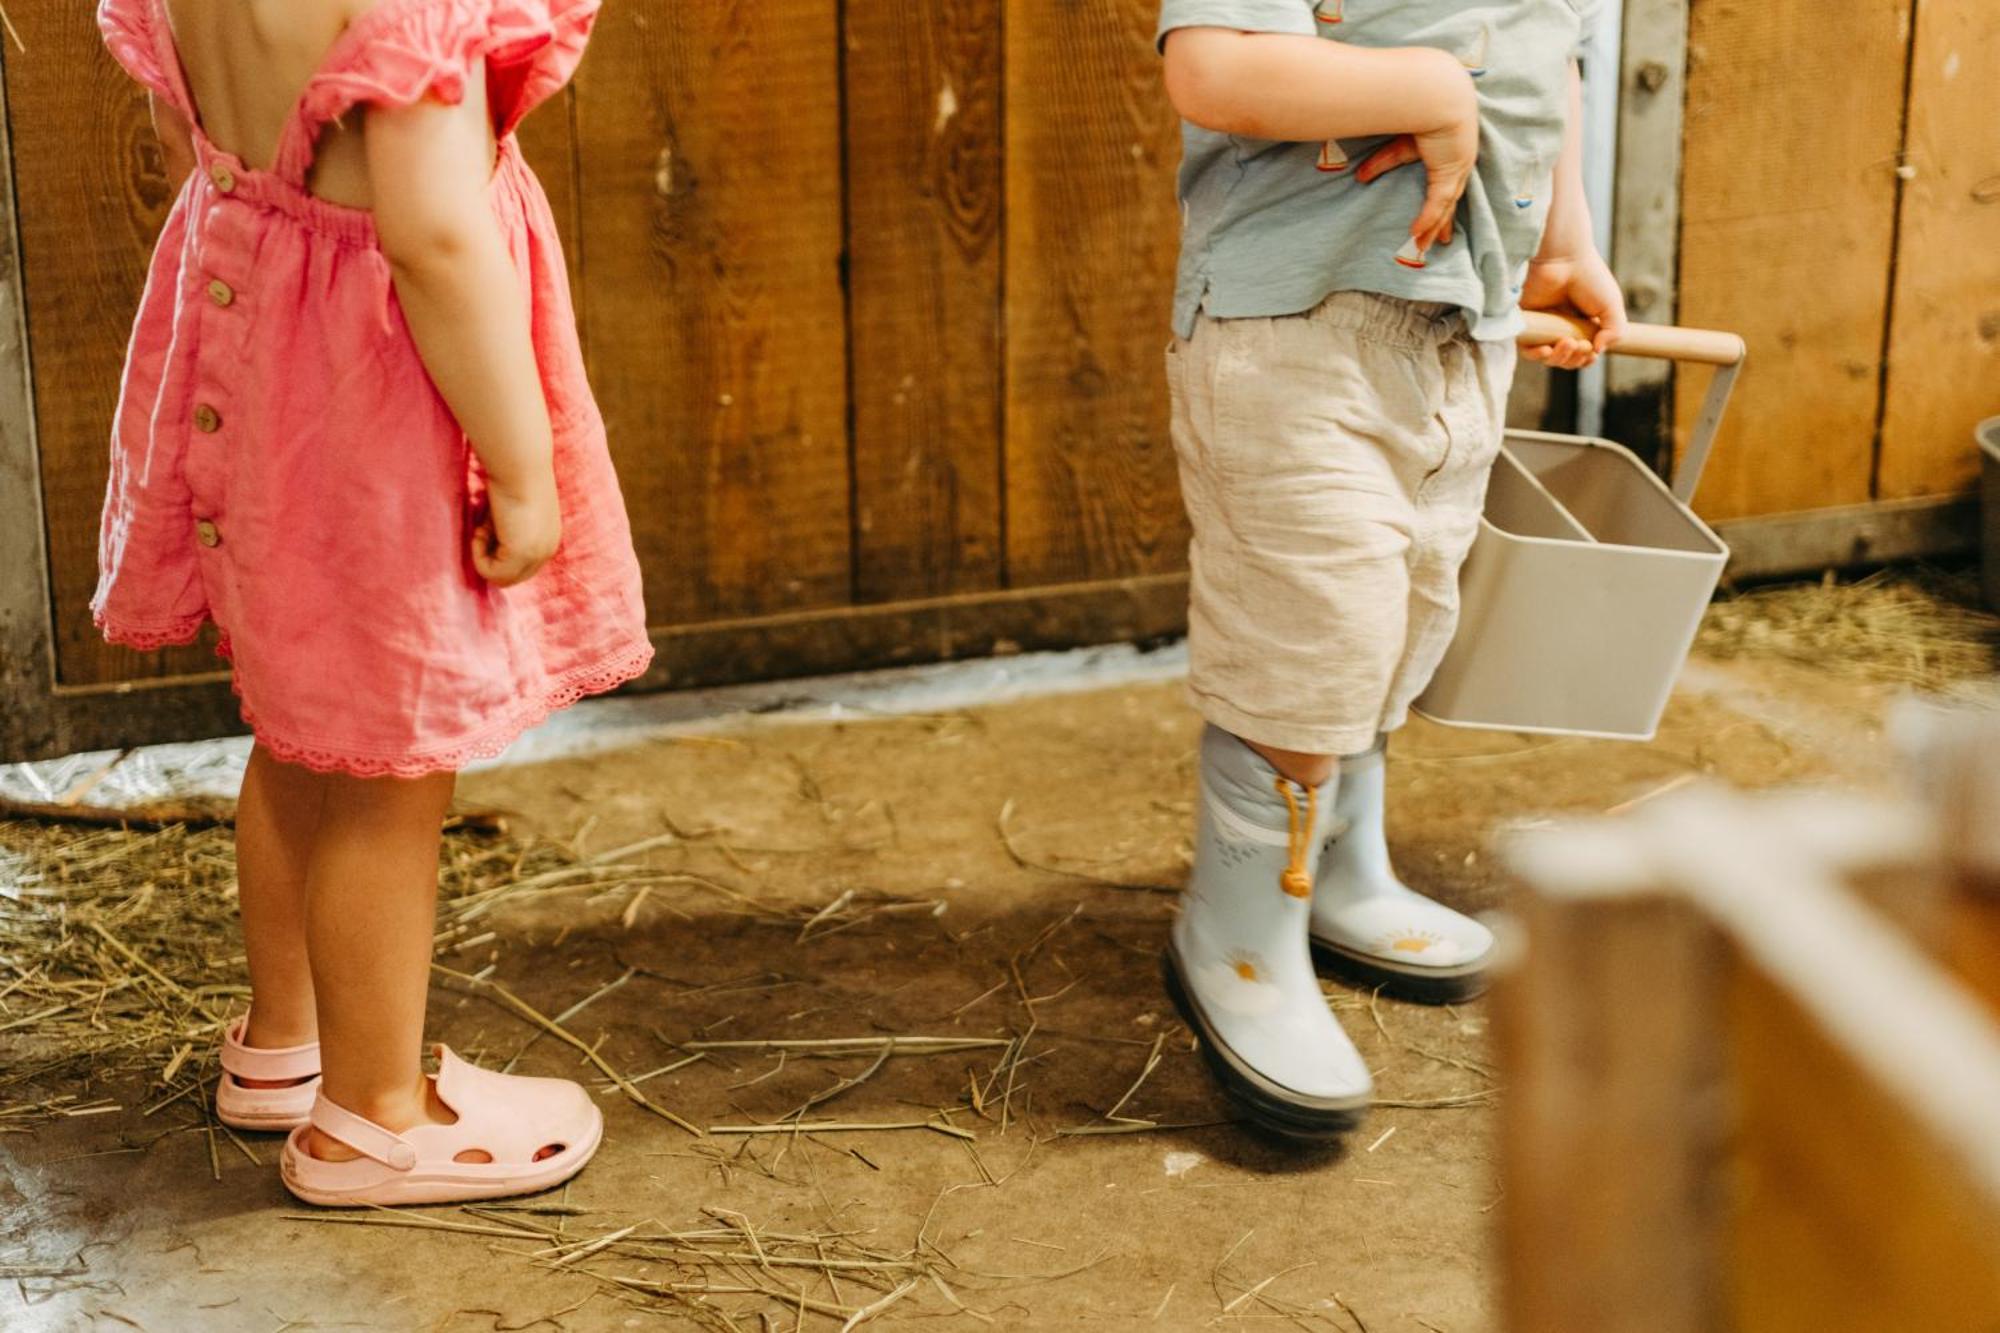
[1495,708,2000,1333]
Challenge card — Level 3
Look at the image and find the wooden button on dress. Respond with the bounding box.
[195,520,220,549]
[210,162,236,193]
[194,404,221,433]
[207,279,234,308]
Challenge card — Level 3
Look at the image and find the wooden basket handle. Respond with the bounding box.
[1516,310,1748,506]
[1519,310,1746,367]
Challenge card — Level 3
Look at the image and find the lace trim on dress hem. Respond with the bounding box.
[233,638,653,779]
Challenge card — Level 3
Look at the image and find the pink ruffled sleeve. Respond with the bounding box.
[97,0,185,110]
[303,0,600,140]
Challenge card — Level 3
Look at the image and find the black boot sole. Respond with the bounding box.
[1308,935,1490,1005]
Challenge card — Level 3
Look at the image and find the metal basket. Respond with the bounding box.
[1413,316,1747,741]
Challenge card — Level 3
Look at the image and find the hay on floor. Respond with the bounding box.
[1699,565,1999,690]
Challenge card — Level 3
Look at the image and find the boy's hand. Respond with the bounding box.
[1354,55,1478,254]
[1519,248,1628,370]
[472,471,562,587]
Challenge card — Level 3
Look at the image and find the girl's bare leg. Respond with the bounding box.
[301,768,457,1160]
[235,745,327,1068]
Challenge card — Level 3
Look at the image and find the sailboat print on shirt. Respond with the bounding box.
[1460,22,1489,77]
[1394,236,1427,269]
[1316,139,1351,173]
[1314,0,1344,23]
[1512,154,1543,209]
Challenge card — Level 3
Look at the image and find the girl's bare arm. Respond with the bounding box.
[1164,28,1478,251]
[363,73,559,587]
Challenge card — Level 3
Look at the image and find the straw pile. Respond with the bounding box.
[1698,566,2000,689]
[0,818,639,1134]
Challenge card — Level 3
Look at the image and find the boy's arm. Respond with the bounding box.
[1518,62,1627,368]
[1163,28,1470,143]
[1164,28,1478,254]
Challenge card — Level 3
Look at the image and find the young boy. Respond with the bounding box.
[1156,0,1626,1135]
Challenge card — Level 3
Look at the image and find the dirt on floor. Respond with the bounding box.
[0,631,1931,1331]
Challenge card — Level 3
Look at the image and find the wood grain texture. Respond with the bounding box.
[1494,890,1728,1333]
[1728,963,2000,1332]
[1002,0,1185,586]
[1876,0,2000,500]
[844,0,1004,602]
[0,30,62,751]
[1674,0,1911,521]
[575,5,852,625]
[13,0,218,686]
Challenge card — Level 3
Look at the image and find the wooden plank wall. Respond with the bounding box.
[845,0,1005,602]
[574,6,855,627]
[1003,0,1186,587]
[1674,0,1910,521]
[8,1,215,687]
[10,1,1183,699]
[1877,0,2000,499]
[1676,0,1996,522]
[38,1,1989,706]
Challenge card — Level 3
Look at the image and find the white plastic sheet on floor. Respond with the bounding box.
[0,640,1189,805]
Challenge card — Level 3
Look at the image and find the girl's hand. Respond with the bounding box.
[1354,56,1479,255]
[472,472,562,587]
[1519,248,1628,370]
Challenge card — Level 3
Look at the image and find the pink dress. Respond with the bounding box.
[95,0,652,778]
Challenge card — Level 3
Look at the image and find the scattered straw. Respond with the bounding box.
[1698,566,1999,689]
[0,817,699,1132]
[285,1199,1094,1329]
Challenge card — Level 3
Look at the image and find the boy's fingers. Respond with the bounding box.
[1522,337,1597,370]
[1592,310,1627,354]
[1355,135,1419,183]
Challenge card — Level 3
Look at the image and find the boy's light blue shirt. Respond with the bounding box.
[1160,0,1591,341]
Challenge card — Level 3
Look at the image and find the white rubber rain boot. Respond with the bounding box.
[1166,726,1372,1137]
[1309,737,1494,1002]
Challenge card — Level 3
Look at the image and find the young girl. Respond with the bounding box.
[95,0,652,1204]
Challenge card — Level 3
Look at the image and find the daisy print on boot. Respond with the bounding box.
[1165,727,1372,1139]
[1309,740,1495,1003]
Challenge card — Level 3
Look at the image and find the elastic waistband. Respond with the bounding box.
[1302,290,1468,351]
[190,138,526,249]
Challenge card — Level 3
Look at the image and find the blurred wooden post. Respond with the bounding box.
[1932,713,2000,1011]
[1503,788,2000,1333]
[1492,832,1728,1333]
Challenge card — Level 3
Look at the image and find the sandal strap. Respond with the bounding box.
[307,1095,418,1171]
[221,1016,321,1082]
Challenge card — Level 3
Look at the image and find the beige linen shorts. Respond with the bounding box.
[1167,290,1517,756]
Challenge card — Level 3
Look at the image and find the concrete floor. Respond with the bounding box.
[0,647,1903,1332]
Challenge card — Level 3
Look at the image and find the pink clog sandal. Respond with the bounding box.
[279,1046,603,1207]
[215,1016,321,1132]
